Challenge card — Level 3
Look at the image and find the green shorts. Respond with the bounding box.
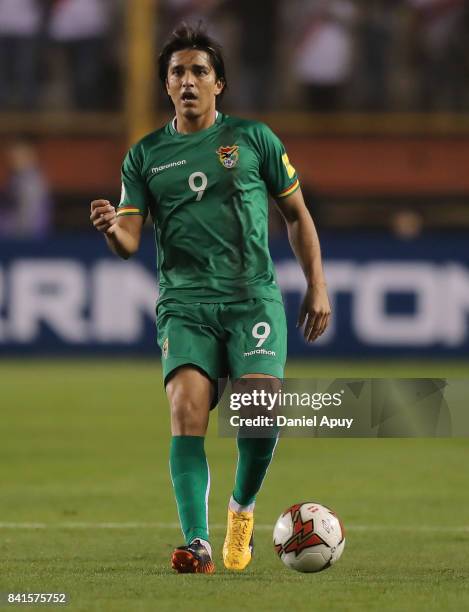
[156,297,287,384]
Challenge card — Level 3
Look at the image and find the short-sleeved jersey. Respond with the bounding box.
[117,112,299,305]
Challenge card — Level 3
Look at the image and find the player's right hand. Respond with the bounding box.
[90,199,117,235]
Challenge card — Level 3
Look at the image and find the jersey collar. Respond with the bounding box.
[169,110,221,136]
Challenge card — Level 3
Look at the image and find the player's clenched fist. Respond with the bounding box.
[90,199,117,235]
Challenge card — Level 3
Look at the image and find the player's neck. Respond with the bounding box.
[174,108,217,134]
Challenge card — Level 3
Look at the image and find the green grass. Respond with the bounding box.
[1,360,469,611]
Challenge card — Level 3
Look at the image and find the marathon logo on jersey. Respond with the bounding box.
[162,337,169,358]
[151,160,187,174]
[216,145,239,169]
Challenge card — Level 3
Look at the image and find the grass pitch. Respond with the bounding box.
[1,359,469,612]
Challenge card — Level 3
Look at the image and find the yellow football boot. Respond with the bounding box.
[223,509,254,570]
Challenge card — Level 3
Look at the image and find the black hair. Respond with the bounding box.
[158,23,227,96]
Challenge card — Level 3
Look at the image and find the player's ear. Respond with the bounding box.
[214,78,224,96]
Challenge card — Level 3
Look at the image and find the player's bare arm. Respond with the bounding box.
[90,199,144,259]
[275,188,331,343]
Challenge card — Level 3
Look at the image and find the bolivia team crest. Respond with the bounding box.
[216,145,239,169]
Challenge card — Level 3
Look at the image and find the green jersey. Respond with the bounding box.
[117,112,300,305]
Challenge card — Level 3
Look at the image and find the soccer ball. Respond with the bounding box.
[273,502,345,572]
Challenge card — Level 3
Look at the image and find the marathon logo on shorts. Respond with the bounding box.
[244,348,276,357]
[216,145,239,169]
[162,337,169,358]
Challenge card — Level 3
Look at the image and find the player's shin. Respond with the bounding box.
[232,435,278,507]
[169,436,210,545]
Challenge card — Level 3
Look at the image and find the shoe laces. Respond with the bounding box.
[231,514,251,551]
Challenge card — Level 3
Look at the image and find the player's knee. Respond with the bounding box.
[234,374,281,397]
[169,390,206,433]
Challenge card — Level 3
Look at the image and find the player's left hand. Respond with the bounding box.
[297,284,331,342]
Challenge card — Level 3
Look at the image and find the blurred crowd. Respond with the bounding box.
[0,139,53,238]
[0,0,123,111]
[0,0,468,113]
[1,0,468,239]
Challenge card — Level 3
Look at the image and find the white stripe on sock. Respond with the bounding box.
[205,456,210,536]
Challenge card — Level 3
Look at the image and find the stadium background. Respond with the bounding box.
[1,2,468,611]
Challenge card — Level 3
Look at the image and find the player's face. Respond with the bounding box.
[166,49,224,119]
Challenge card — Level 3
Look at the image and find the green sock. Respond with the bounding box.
[233,436,278,506]
[169,436,210,544]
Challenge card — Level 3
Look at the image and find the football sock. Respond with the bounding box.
[169,435,210,545]
[232,435,278,506]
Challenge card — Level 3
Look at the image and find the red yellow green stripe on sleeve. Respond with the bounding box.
[116,206,143,216]
[277,178,300,199]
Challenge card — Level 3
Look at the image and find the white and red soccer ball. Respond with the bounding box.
[273,502,345,572]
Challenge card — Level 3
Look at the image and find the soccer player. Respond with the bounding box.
[90,24,330,574]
